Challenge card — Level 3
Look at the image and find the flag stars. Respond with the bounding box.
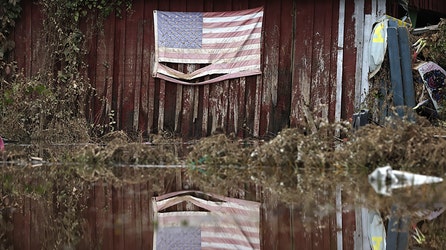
[157,11,203,49]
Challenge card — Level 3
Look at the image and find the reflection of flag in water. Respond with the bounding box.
[153,7,263,85]
[153,191,261,250]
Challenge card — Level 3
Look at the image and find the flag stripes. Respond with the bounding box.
[153,7,263,85]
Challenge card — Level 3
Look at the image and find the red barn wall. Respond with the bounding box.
[12,0,368,140]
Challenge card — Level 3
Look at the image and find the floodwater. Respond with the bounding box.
[1,159,446,249]
[2,125,446,249]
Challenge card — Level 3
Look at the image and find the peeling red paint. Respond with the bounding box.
[14,0,369,141]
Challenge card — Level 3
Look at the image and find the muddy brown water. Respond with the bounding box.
[1,159,446,249]
[2,123,446,248]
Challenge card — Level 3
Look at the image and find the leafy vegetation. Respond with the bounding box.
[0,0,131,142]
[0,0,21,62]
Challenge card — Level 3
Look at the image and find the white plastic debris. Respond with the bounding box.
[368,165,443,196]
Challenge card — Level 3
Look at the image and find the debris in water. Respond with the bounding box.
[368,165,443,196]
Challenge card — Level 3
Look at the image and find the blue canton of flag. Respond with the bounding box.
[157,12,203,49]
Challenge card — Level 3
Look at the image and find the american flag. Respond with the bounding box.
[153,191,261,250]
[153,7,264,85]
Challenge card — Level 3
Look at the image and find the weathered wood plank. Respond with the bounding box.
[156,0,171,133]
[157,79,166,132]
[320,8,333,120]
[133,2,145,132]
[271,0,293,133]
[227,78,240,135]
[341,0,358,120]
[237,77,247,137]
[174,66,183,133]
[122,9,138,131]
[179,69,194,138]
[201,84,211,137]
[13,0,32,77]
[112,12,126,130]
[261,0,280,136]
[248,0,265,138]
[100,12,117,131]
[163,81,179,134]
[81,12,101,127]
[143,1,157,134]
[336,0,347,123]
[253,76,263,137]
[243,75,257,137]
[30,4,43,77]
[193,86,200,137]
[290,0,315,129]
[208,82,229,133]
[311,0,332,120]
[328,0,340,122]
[355,0,367,110]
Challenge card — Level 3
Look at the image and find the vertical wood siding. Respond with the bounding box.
[12,0,367,139]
